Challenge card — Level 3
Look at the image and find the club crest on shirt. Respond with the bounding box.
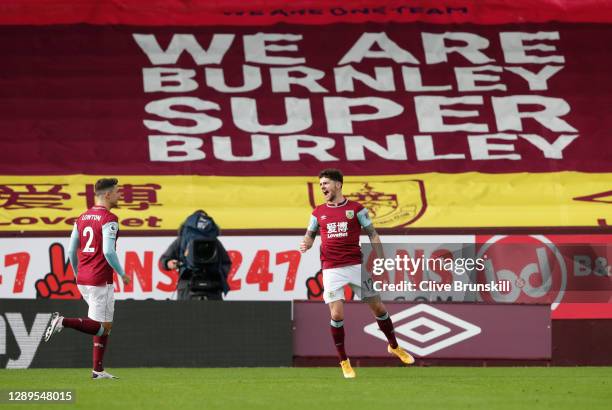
[345,210,354,219]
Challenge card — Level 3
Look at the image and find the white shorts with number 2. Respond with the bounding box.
[77,284,115,322]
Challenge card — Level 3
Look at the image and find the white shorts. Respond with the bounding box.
[77,284,115,323]
[322,264,379,304]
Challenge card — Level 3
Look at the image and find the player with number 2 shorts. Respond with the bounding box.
[44,178,130,380]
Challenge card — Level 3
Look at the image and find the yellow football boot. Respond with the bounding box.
[388,345,415,365]
[340,359,356,378]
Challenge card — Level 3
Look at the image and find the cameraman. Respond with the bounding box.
[160,210,231,300]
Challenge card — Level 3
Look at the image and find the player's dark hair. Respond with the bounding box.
[94,178,119,195]
[319,168,343,184]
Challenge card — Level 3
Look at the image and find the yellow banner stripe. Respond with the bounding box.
[0,173,609,230]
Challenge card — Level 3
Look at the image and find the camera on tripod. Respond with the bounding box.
[160,210,231,300]
[185,238,222,292]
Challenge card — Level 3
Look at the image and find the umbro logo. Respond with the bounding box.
[321,215,327,220]
[363,304,481,356]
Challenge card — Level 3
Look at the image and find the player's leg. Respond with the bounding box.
[329,300,356,378]
[348,265,415,365]
[323,268,349,362]
[94,321,112,372]
[44,286,105,341]
[60,316,105,334]
[91,284,117,379]
[92,321,112,375]
[45,313,104,340]
[365,297,415,365]
[322,267,355,378]
[365,296,398,347]
[328,300,347,361]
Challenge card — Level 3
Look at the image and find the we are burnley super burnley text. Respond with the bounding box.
[137,31,579,167]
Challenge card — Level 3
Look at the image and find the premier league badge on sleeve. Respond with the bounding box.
[345,210,354,219]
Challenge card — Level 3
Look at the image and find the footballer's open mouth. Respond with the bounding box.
[322,189,330,198]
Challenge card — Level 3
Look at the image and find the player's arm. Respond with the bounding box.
[358,208,385,259]
[299,215,318,253]
[67,223,79,277]
[102,221,131,285]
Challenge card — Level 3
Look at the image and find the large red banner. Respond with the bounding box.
[1,23,610,176]
[1,1,611,25]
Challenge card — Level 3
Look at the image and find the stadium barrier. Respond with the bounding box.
[0,300,292,369]
[552,319,612,365]
[292,302,612,366]
[293,301,551,360]
[2,234,610,307]
[2,299,611,368]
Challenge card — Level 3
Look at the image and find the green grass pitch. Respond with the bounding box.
[1,367,610,410]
